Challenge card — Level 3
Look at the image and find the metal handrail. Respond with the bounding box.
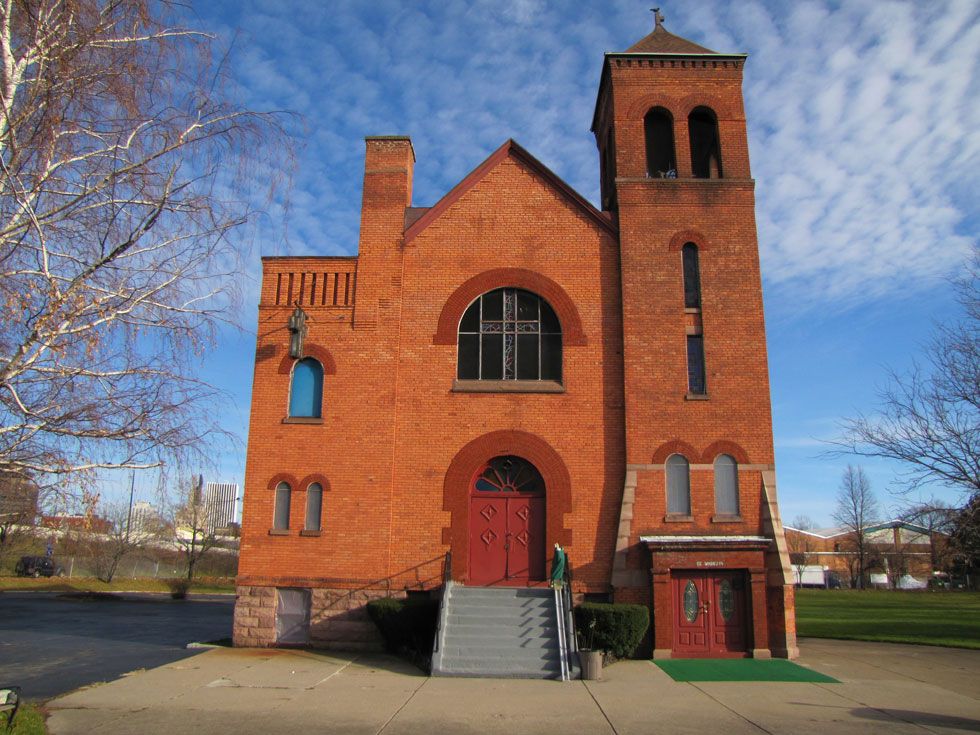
[553,550,578,681]
[432,551,452,660]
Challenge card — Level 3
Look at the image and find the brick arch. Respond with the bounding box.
[677,95,738,120]
[267,473,298,491]
[442,430,573,583]
[652,440,699,464]
[626,95,681,121]
[276,344,337,375]
[668,229,710,251]
[700,441,751,465]
[432,268,586,346]
[297,473,332,492]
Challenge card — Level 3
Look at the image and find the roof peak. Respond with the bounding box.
[624,11,718,55]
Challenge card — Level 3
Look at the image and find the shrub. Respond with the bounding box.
[366,597,439,657]
[166,578,191,599]
[574,602,649,658]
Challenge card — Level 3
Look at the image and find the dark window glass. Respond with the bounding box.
[289,358,323,418]
[473,456,545,495]
[689,107,722,179]
[644,107,676,177]
[273,482,291,530]
[305,483,322,532]
[456,288,562,382]
[687,335,706,394]
[666,455,691,515]
[459,300,480,332]
[683,243,701,309]
[481,333,503,380]
[516,334,539,380]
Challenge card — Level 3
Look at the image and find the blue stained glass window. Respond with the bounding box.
[289,358,323,418]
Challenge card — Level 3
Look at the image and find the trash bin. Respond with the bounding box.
[580,650,602,680]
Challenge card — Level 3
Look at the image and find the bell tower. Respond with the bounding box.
[594,13,797,658]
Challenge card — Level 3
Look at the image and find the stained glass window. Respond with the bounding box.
[472,456,544,496]
[719,579,735,622]
[683,580,699,622]
[457,289,562,382]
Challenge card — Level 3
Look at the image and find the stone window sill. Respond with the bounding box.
[268,529,290,536]
[452,380,565,394]
[282,417,323,425]
[711,514,743,523]
[663,514,694,523]
[299,530,321,537]
[685,393,709,401]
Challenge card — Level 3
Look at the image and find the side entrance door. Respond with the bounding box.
[468,456,546,585]
[672,570,748,657]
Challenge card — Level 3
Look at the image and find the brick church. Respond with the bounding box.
[234,14,798,665]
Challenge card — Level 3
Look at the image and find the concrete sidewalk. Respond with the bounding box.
[46,639,980,734]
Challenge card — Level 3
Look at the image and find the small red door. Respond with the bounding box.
[468,456,546,585]
[672,570,748,657]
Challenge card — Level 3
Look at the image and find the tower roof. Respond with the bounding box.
[624,9,718,54]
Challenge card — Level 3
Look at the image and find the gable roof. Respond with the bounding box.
[625,23,718,54]
[403,139,616,244]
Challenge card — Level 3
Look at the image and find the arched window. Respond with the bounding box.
[273,482,291,530]
[644,107,675,178]
[682,243,701,309]
[688,107,722,179]
[666,454,691,516]
[714,454,739,516]
[305,482,322,532]
[289,358,323,418]
[457,288,562,382]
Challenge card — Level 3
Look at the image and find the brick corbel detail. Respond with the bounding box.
[442,430,573,583]
[276,343,338,375]
[432,268,586,346]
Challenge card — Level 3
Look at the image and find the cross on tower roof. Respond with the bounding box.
[651,7,665,29]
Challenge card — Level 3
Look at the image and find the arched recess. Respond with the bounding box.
[297,473,332,492]
[276,344,337,375]
[442,430,573,583]
[433,268,586,346]
[699,440,751,465]
[266,473,299,491]
[668,230,710,252]
[626,95,678,122]
[651,440,699,465]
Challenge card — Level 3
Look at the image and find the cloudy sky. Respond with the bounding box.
[149,0,979,525]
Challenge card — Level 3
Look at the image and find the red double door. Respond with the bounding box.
[672,570,749,657]
[469,495,545,585]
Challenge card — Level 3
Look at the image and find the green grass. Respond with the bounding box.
[9,702,47,735]
[654,658,838,683]
[795,589,980,649]
[0,576,235,594]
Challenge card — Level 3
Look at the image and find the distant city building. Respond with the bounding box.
[130,500,162,536]
[203,482,239,531]
[0,473,39,525]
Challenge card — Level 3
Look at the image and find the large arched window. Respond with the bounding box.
[666,454,691,516]
[289,358,323,417]
[644,107,676,178]
[305,482,322,532]
[688,107,722,179]
[457,288,562,382]
[714,454,739,516]
[273,481,291,530]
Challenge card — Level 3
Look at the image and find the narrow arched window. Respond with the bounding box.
[689,107,722,179]
[289,358,323,417]
[273,482,291,530]
[457,288,562,382]
[305,482,322,532]
[682,243,701,309]
[666,454,691,516]
[644,108,675,178]
[714,455,739,516]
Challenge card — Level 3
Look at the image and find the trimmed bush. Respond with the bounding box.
[166,578,191,599]
[366,597,439,657]
[574,602,649,658]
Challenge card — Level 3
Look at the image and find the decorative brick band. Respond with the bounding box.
[433,268,587,346]
[276,343,338,375]
[651,439,751,465]
[442,430,573,582]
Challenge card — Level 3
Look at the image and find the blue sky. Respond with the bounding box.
[112,0,979,525]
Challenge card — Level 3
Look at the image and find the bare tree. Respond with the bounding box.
[0,471,37,570]
[168,474,220,581]
[85,501,146,582]
[902,498,957,573]
[833,465,879,589]
[949,493,979,584]
[787,514,818,587]
[0,1,286,495]
[834,247,979,497]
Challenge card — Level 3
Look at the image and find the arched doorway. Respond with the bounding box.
[468,456,546,585]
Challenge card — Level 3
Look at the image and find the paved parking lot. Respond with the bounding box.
[0,591,233,698]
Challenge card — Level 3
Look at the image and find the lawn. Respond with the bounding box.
[0,576,235,594]
[795,589,980,649]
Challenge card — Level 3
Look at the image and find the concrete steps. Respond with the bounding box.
[432,586,569,679]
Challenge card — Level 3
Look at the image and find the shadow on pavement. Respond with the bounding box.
[851,707,980,731]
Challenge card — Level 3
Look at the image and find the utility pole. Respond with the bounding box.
[125,471,135,542]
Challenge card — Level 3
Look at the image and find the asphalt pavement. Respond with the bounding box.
[0,591,233,698]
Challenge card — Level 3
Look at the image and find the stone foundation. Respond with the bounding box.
[233,585,404,651]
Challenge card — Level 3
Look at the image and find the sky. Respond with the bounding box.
[112,0,980,526]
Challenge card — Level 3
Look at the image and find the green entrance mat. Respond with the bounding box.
[653,659,839,683]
